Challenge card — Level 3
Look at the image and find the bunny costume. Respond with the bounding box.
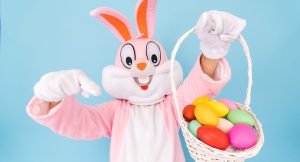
[27,0,246,161]
[27,58,230,162]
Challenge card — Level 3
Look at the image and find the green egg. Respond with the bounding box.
[227,109,255,126]
[188,120,202,137]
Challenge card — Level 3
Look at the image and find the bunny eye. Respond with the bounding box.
[120,43,136,69]
[146,41,161,66]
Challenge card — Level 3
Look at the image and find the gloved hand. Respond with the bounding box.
[195,10,246,59]
[34,70,101,102]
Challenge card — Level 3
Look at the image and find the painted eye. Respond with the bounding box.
[146,41,161,66]
[120,43,136,69]
[125,57,132,66]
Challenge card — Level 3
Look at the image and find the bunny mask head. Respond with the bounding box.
[91,0,183,105]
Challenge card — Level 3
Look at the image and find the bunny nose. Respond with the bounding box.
[137,62,147,71]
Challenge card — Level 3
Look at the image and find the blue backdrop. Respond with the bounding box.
[1,0,299,162]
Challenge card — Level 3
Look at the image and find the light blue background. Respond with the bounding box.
[1,0,300,161]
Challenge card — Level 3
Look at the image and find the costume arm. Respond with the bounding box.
[27,96,118,140]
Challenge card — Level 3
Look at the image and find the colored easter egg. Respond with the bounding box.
[218,98,238,110]
[183,105,196,122]
[217,118,234,133]
[188,120,202,137]
[227,109,255,126]
[194,104,218,126]
[225,145,236,152]
[205,101,229,117]
[192,96,211,106]
[229,124,257,149]
[197,126,230,150]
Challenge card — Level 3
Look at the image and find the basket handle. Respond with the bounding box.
[170,26,253,122]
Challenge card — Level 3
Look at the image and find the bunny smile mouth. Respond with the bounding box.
[133,76,153,90]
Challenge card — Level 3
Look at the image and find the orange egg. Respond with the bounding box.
[197,126,229,150]
[182,105,196,122]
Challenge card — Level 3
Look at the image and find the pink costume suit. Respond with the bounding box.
[27,57,231,162]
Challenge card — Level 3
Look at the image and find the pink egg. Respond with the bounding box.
[217,118,234,133]
[218,98,237,110]
[228,124,257,149]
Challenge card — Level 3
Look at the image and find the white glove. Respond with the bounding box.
[195,10,246,59]
[34,70,101,102]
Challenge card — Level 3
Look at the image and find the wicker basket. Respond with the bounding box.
[170,26,264,162]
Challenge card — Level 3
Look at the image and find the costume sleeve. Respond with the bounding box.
[27,96,119,140]
[165,54,231,125]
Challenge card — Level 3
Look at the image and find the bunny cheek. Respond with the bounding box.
[101,60,183,104]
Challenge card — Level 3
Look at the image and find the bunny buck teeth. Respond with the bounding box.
[133,76,153,90]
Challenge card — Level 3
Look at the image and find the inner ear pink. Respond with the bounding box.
[90,7,135,42]
[135,0,157,38]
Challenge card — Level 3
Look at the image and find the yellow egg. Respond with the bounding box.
[194,104,218,126]
[205,101,229,117]
[192,96,211,106]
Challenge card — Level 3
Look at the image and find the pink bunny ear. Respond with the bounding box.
[90,7,134,42]
[135,0,157,38]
